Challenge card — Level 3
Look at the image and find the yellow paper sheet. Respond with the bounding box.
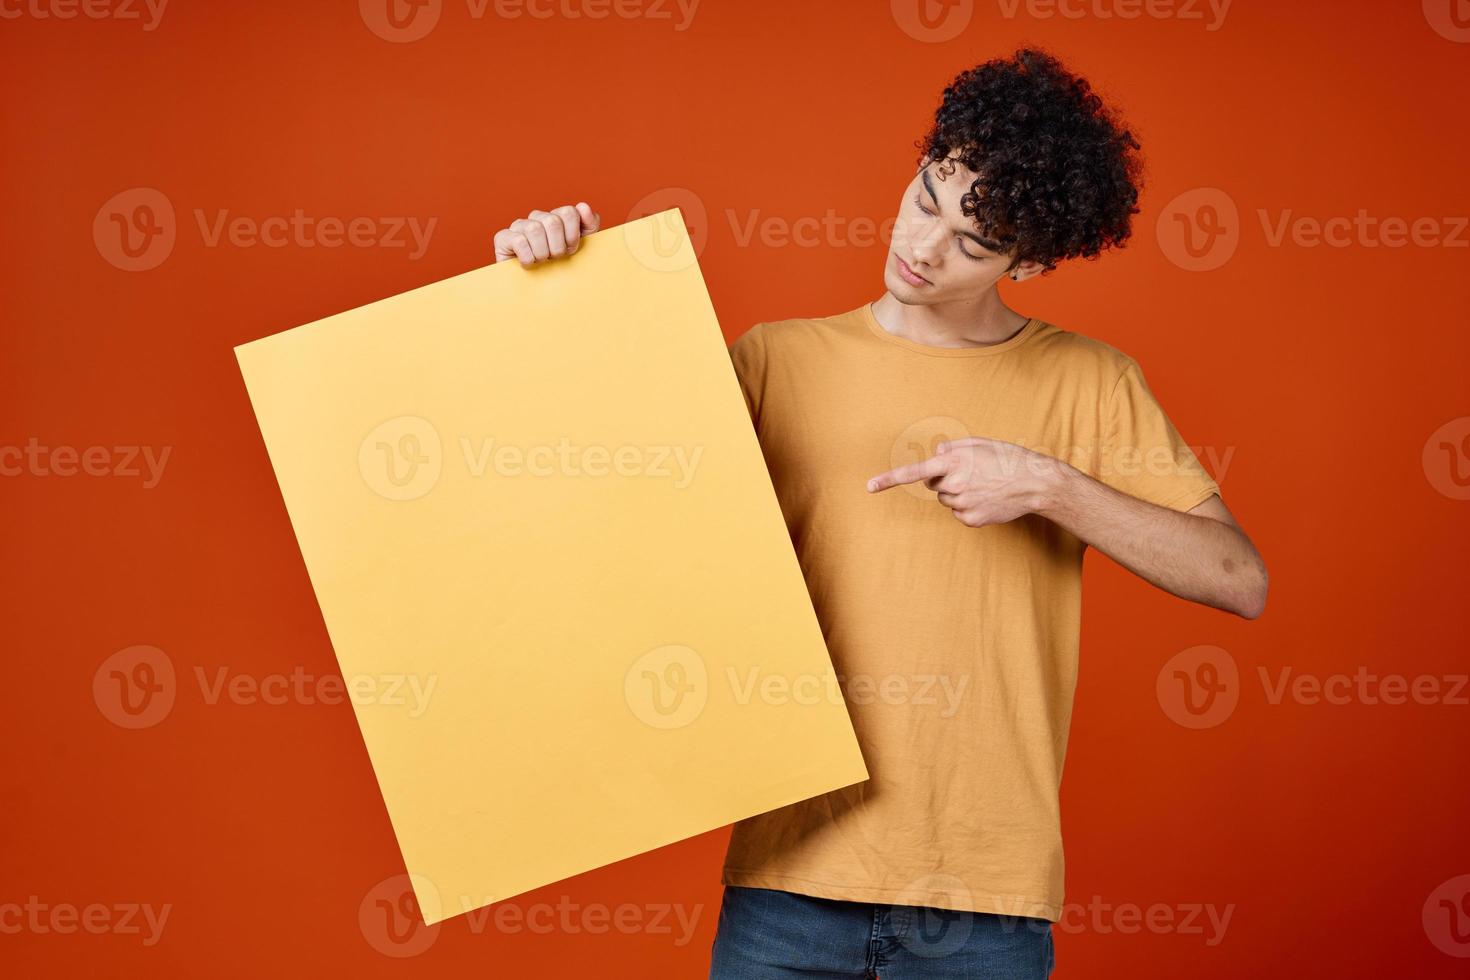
[235,209,868,924]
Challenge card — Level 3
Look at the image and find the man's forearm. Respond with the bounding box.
[1033,462,1268,619]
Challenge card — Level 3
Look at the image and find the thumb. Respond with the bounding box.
[576,201,601,234]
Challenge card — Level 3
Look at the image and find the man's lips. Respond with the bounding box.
[896,255,931,286]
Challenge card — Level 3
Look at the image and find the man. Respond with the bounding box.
[492,47,1267,980]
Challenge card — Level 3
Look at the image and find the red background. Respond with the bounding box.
[4,0,1468,976]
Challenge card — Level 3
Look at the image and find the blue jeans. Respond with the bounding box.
[708,886,1055,979]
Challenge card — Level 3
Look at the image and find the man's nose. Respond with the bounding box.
[910,224,943,265]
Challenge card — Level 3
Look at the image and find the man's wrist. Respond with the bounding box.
[1031,455,1082,519]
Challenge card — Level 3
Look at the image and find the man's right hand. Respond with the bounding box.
[493,203,601,266]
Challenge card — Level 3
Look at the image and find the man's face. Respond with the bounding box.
[884,158,1028,303]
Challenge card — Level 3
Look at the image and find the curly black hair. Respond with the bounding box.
[916,48,1143,272]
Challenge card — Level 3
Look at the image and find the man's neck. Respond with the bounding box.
[871,290,1029,349]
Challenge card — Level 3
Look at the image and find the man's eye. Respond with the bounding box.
[912,193,933,215]
[957,241,984,262]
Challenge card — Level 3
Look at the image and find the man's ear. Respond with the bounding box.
[1007,258,1046,283]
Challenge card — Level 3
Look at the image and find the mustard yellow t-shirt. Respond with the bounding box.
[719,301,1220,922]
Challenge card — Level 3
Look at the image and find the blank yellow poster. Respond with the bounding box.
[235,209,868,924]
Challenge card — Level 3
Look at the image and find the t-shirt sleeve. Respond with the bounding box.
[727,323,768,427]
[1098,357,1220,512]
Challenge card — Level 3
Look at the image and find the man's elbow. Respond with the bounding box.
[1234,561,1269,620]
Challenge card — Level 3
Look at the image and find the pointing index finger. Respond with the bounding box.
[866,454,950,493]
